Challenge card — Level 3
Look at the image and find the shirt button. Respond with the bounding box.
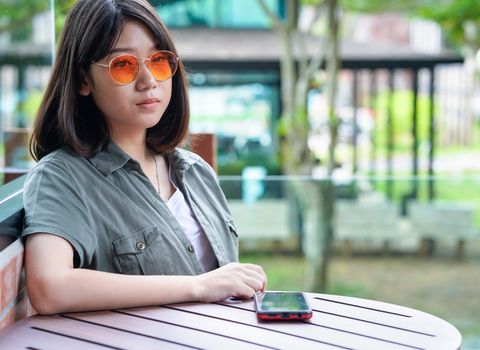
[187,244,195,253]
[136,242,146,251]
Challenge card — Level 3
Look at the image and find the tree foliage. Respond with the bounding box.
[341,0,480,52]
[416,0,480,51]
[340,0,426,13]
[257,0,328,174]
[0,0,76,41]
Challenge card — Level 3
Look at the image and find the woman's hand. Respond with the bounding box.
[194,263,267,303]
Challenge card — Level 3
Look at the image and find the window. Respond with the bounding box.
[188,71,280,173]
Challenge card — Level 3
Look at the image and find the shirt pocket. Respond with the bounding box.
[112,226,174,275]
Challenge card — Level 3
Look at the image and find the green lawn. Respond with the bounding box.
[240,253,370,297]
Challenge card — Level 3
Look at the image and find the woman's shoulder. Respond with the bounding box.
[170,148,209,170]
[35,148,83,168]
[28,148,86,181]
[170,147,218,180]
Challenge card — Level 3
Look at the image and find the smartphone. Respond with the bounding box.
[254,291,313,321]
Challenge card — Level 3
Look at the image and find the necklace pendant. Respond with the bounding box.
[151,151,161,195]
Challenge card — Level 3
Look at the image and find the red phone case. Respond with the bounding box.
[257,312,312,321]
[254,292,313,321]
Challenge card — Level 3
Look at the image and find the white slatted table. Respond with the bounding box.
[0,293,462,350]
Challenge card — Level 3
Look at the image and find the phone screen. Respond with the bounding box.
[254,291,312,320]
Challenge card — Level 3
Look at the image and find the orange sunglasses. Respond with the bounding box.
[92,50,179,85]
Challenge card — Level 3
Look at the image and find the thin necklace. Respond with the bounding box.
[151,151,161,195]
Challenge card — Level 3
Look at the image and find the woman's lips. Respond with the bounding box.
[136,98,160,110]
[137,98,160,106]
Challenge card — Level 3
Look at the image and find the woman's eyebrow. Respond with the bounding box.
[109,48,133,54]
[109,45,159,55]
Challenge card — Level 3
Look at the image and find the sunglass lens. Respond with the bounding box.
[110,55,139,84]
[150,51,177,81]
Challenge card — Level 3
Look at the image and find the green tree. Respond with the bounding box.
[340,0,424,12]
[417,0,480,52]
[0,0,76,40]
[257,0,341,292]
[257,0,326,175]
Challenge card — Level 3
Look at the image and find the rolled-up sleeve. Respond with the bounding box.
[22,160,96,268]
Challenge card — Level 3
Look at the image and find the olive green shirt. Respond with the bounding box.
[22,142,239,275]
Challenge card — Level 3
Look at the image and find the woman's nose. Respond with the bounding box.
[135,60,157,90]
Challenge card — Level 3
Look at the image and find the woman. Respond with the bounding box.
[23,0,266,315]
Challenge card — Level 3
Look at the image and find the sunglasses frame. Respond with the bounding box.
[91,50,179,85]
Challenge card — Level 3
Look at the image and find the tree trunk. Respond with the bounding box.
[311,0,340,293]
[257,0,339,292]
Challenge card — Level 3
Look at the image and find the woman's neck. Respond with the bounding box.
[111,130,150,163]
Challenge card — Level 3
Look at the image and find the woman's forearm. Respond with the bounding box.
[32,269,200,315]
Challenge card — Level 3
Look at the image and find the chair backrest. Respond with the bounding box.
[0,175,36,330]
[189,133,217,172]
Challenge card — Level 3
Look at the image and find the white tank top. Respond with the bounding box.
[166,172,218,273]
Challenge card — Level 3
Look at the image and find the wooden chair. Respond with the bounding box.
[0,133,217,331]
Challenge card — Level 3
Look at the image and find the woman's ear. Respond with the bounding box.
[79,69,92,96]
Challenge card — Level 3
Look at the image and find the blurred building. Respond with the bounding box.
[153,0,285,174]
[0,0,466,179]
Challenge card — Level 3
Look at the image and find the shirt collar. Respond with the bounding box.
[88,141,201,177]
[88,141,134,177]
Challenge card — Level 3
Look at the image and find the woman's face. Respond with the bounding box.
[80,20,172,138]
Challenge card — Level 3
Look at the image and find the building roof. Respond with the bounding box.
[171,28,463,70]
